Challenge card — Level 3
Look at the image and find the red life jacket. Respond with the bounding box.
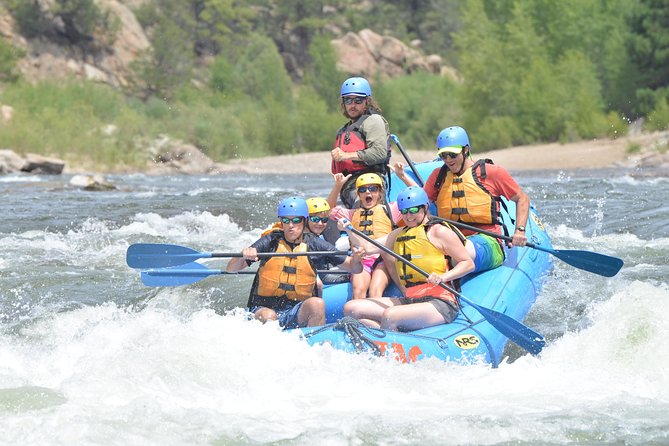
[331,113,390,176]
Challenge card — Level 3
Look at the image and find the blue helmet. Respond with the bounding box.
[396,187,429,212]
[277,197,309,218]
[341,77,371,97]
[436,126,470,155]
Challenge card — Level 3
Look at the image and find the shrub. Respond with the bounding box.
[645,97,669,132]
[376,73,462,150]
[0,38,23,83]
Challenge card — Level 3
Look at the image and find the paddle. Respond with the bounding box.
[390,134,425,187]
[341,222,545,355]
[127,243,348,269]
[429,216,623,277]
[140,262,348,287]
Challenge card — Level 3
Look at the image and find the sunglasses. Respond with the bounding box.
[280,217,304,224]
[439,151,461,160]
[343,97,366,105]
[400,206,422,215]
[309,216,329,224]
[357,185,380,193]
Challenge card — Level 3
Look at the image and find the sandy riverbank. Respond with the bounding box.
[212,131,668,175]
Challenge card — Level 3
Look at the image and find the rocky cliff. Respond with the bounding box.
[0,1,452,89]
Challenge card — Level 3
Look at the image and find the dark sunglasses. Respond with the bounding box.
[357,185,380,193]
[439,151,461,160]
[343,97,366,105]
[309,216,329,224]
[400,206,422,215]
[280,217,304,224]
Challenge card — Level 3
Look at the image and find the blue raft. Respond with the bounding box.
[297,160,553,366]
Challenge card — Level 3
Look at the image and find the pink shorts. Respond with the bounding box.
[362,255,380,273]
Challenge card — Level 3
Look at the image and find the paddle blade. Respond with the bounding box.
[460,297,545,355]
[127,243,210,268]
[552,249,623,277]
[141,262,218,287]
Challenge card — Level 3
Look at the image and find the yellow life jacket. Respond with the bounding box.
[393,222,465,288]
[435,159,500,225]
[254,239,317,301]
[350,203,394,238]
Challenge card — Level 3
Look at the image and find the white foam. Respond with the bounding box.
[1,284,668,444]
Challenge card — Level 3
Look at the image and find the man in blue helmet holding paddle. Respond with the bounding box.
[226,197,364,328]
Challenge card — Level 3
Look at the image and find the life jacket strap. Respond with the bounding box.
[278,283,296,292]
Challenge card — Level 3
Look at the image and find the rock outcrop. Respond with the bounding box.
[69,174,117,191]
[331,29,456,80]
[2,4,454,90]
[0,150,65,174]
[145,136,223,174]
[2,0,149,87]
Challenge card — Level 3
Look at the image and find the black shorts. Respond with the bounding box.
[398,296,459,323]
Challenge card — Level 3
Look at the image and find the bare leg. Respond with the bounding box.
[380,302,446,331]
[350,269,371,299]
[368,263,390,298]
[254,307,278,323]
[316,277,324,297]
[298,297,325,327]
[344,297,400,327]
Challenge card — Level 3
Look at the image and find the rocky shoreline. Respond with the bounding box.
[2,131,668,182]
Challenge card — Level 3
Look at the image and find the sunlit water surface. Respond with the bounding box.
[1,168,668,445]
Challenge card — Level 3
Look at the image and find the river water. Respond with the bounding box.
[1,166,668,445]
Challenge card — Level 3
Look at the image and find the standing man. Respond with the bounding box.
[394,126,530,273]
[226,197,364,328]
[331,76,391,209]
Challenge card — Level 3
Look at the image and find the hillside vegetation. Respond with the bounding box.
[1,0,668,170]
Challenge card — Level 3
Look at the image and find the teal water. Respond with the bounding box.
[1,167,668,445]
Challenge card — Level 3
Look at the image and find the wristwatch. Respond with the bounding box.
[516,226,526,232]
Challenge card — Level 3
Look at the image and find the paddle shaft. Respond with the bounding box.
[430,216,623,277]
[144,269,348,277]
[206,251,348,259]
[126,243,349,269]
[140,261,349,287]
[430,217,529,246]
[390,134,425,187]
[344,223,545,355]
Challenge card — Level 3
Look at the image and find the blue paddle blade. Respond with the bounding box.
[127,243,212,268]
[141,262,219,287]
[549,248,623,277]
[459,296,545,355]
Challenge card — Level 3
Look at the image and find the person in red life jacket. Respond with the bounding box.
[338,187,475,331]
[226,197,364,328]
[328,172,403,300]
[331,76,391,208]
[393,126,529,273]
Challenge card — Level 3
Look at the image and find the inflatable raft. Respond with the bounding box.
[297,160,553,366]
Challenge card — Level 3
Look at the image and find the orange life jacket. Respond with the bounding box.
[253,238,317,302]
[350,203,395,237]
[435,159,501,226]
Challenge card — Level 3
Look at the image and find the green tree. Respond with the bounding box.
[132,0,196,98]
[0,38,24,83]
[192,0,255,56]
[7,0,116,44]
[628,0,669,116]
[303,35,342,109]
